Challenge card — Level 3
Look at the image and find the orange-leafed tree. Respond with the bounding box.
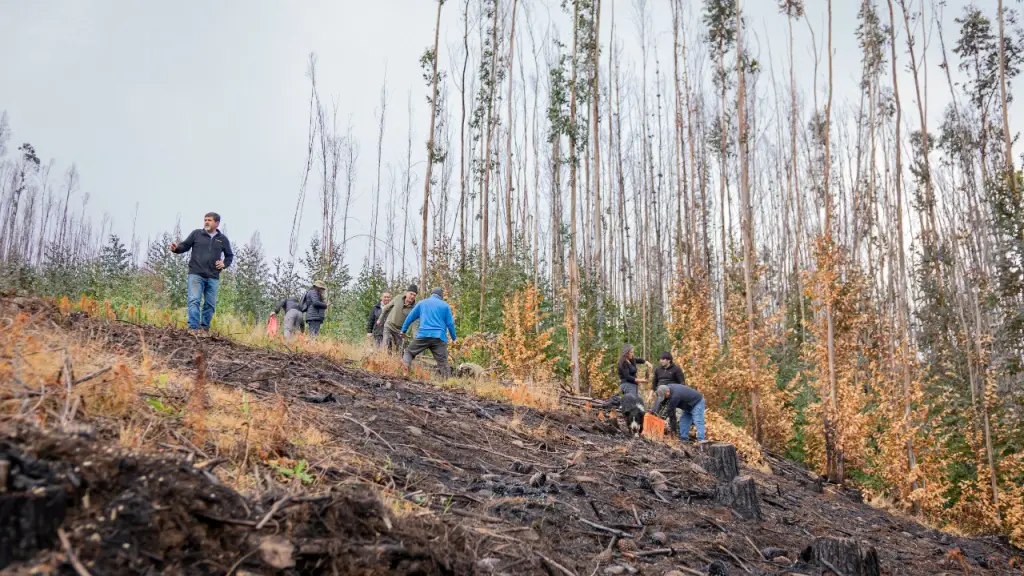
[722,285,794,454]
[497,284,557,384]
[666,274,723,406]
[802,235,871,483]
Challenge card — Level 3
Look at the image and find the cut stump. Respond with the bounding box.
[800,537,881,576]
[700,442,740,482]
[713,475,761,520]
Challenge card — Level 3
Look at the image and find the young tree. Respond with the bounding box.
[230,233,270,321]
[97,234,133,299]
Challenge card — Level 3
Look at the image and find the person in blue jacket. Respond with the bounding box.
[400,287,457,378]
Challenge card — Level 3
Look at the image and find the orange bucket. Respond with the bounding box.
[643,413,666,440]
[266,315,279,337]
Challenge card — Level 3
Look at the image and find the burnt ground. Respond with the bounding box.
[1,297,1021,575]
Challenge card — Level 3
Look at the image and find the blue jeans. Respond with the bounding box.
[679,398,707,442]
[619,382,639,396]
[187,274,219,330]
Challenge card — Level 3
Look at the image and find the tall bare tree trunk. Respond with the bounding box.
[718,32,728,343]
[735,0,761,442]
[569,0,582,393]
[504,0,519,261]
[458,0,470,270]
[480,0,500,328]
[823,0,841,484]
[592,0,603,287]
[373,73,388,268]
[887,0,919,500]
[788,8,806,342]
[422,0,445,285]
[998,0,1015,192]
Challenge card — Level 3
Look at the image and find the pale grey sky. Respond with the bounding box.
[0,0,1017,274]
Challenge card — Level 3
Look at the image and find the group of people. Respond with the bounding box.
[170,212,330,337]
[365,286,458,378]
[172,213,701,441]
[617,344,707,443]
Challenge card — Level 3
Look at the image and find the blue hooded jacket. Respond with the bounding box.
[401,294,457,342]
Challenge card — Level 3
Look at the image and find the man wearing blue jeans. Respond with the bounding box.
[170,212,234,332]
[653,383,706,442]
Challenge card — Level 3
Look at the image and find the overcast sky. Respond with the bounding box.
[1,0,1018,273]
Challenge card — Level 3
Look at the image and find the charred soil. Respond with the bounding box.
[1,297,1021,575]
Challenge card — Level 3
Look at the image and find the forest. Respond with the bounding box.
[1,0,1023,547]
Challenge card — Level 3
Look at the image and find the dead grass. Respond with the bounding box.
[0,305,355,497]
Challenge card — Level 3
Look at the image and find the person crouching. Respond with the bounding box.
[652,383,706,443]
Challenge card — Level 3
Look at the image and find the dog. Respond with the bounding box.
[620,393,646,437]
[455,362,486,379]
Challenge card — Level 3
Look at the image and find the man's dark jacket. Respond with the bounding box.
[301,288,329,322]
[653,383,704,432]
[173,229,234,279]
[367,303,385,336]
[652,363,685,391]
[274,298,302,315]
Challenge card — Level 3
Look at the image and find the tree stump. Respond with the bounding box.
[800,537,881,576]
[700,443,740,482]
[713,475,761,520]
[0,486,69,569]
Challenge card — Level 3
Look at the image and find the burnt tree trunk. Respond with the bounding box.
[700,443,739,482]
[800,537,881,576]
[713,475,761,520]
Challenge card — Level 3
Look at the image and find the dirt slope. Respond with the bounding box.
[1,297,1021,575]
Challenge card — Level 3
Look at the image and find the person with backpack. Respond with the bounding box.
[270,297,305,339]
[301,280,329,338]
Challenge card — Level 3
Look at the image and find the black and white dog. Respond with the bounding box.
[620,393,646,437]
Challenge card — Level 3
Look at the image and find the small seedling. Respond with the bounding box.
[270,459,314,484]
[146,397,183,417]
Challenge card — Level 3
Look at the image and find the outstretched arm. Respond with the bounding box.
[172,230,196,253]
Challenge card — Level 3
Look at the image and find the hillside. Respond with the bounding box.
[0,296,1021,575]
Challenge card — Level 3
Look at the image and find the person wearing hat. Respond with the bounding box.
[651,352,686,391]
[652,383,706,443]
[300,280,330,338]
[378,284,419,353]
[400,287,457,378]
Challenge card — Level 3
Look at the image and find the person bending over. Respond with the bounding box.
[652,383,706,443]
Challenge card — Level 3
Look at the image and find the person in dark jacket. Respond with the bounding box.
[617,344,648,396]
[301,280,329,338]
[170,212,234,332]
[652,383,706,442]
[366,292,392,347]
[271,297,305,339]
[652,352,686,391]
[400,287,456,378]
